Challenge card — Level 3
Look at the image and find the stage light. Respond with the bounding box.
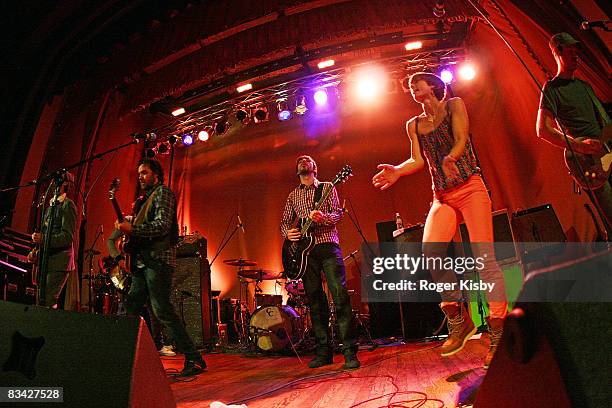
[235,108,249,122]
[313,89,328,106]
[168,135,178,145]
[317,59,335,69]
[277,101,292,121]
[215,121,230,135]
[352,66,388,104]
[440,69,453,84]
[253,106,269,123]
[198,129,210,141]
[236,83,253,93]
[294,96,307,115]
[404,41,423,51]
[145,148,156,158]
[458,63,476,80]
[182,133,193,146]
[171,107,186,116]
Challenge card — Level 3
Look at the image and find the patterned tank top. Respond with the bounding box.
[416,103,480,194]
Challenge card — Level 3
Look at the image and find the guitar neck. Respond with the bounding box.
[110,198,124,222]
[300,182,337,234]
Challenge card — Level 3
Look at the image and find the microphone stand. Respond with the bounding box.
[342,199,376,259]
[85,226,104,313]
[209,214,243,267]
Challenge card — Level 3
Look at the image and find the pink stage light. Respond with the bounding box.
[313,89,328,106]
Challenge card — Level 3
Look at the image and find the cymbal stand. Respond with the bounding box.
[235,277,251,346]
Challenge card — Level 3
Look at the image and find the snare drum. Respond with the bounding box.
[249,305,301,351]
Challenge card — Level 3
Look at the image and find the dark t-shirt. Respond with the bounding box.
[539,77,603,138]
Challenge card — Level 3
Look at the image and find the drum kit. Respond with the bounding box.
[222,258,312,352]
[81,250,122,315]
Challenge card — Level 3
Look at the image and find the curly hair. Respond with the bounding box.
[138,158,164,183]
[408,72,447,101]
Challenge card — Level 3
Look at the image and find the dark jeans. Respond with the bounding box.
[303,242,356,356]
[44,270,69,308]
[124,263,198,360]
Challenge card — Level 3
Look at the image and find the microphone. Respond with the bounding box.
[131,132,157,142]
[237,214,245,234]
[580,20,610,31]
[99,224,104,234]
[342,199,347,213]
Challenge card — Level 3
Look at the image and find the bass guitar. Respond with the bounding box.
[564,125,612,190]
[107,178,131,292]
[281,165,353,280]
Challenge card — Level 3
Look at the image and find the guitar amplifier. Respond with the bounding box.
[176,233,207,258]
[171,256,213,346]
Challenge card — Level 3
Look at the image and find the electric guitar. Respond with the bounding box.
[108,178,131,292]
[564,125,612,190]
[281,165,353,280]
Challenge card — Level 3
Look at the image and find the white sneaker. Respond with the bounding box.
[159,345,176,356]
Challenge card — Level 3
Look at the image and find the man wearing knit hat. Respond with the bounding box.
[536,32,611,231]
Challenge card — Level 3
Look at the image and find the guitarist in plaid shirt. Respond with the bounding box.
[280,155,360,369]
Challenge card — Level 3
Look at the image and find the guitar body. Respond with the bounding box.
[282,233,316,280]
[564,126,612,190]
[109,263,132,293]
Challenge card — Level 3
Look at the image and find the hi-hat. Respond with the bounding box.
[223,258,257,267]
[238,269,281,280]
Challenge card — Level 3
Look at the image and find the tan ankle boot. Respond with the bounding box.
[484,317,504,368]
[439,303,477,357]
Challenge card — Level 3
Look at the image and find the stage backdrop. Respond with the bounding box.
[12,0,610,308]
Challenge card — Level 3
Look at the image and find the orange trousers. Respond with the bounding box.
[422,175,507,319]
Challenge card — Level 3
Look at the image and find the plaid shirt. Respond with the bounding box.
[280,179,343,245]
[131,184,177,268]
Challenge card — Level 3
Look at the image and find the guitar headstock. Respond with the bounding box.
[333,165,353,185]
[109,178,120,200]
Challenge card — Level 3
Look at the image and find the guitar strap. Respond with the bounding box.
[133,185,163,226]
[313,183,325,209]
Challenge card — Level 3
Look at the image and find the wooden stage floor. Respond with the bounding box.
[163,335,490,408]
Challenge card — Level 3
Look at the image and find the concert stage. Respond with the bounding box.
[164,339,489,408]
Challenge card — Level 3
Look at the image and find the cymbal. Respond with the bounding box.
[223,258,257,267]
[238,269,281,280]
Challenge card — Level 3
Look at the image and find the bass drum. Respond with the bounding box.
[249,306,301,351]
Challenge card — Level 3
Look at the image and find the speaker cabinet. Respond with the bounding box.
[476,251,612,408]
[0,301,175,408]
[459,209,518,264]
[173,256,212,346]
[511,204,566,266]
[369,223,444,339]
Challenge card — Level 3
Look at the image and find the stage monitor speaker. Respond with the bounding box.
[475,251,612,408]
[173,256,212,346]
[0,301,175,408]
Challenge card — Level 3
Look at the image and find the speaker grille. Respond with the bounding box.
[172,256,212,347]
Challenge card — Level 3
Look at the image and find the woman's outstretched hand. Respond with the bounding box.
[372,164,400,190]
